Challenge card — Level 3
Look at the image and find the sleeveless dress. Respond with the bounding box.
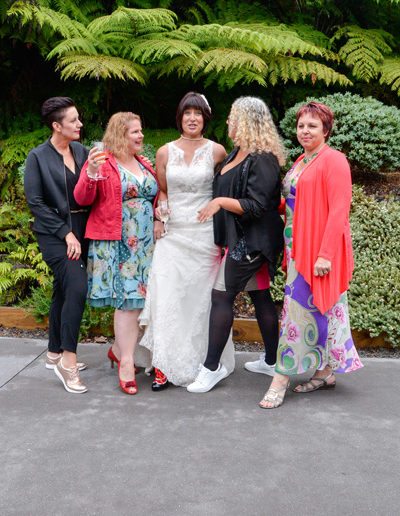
[139,140,235,386]
[87,163,157,310]
[275,165,363,375]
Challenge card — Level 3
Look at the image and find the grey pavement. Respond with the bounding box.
[0,337,399,516]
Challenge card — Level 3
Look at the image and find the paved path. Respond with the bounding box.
[0,337,399,516]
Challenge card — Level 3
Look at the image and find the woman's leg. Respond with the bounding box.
[203,289,236,371]
[248,289,279,366]
[47,275,63,354]
[57,258,88,367]
[114,309,140,394]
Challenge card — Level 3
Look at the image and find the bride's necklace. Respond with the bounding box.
[180,135,204,141]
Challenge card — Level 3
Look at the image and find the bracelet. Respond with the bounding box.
[87,170,96,179]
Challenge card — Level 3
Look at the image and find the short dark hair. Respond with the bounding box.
[296,101,334,140]
[41,97,76,129]
[175,92,212,134]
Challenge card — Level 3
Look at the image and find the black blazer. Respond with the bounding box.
[213,148,284,278]
[24,139,89,239]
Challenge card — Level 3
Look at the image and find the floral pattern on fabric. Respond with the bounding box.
[87,163,157,310]
[275,166,363,375]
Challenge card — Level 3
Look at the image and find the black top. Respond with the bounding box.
[24,139,89,239]
[65,164,84,211]
[214,162,242,246]
[212,148,284,278]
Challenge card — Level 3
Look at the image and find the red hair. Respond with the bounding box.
[296,102,334,139]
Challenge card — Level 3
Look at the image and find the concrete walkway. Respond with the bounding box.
[0,337,399,516]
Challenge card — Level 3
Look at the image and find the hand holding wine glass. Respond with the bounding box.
[157,199,170,235]
[88,141,108,180]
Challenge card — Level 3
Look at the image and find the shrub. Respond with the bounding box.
[280,92,400,173]
[348,186,400,347]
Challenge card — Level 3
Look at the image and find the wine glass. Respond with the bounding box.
[158,199,170,234]
[91,141,108,180]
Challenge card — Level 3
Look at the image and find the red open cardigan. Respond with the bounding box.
[291,144,354,314]
[74,153,159,240]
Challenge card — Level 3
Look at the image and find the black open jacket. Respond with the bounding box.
[213,148,284,279]
[24,139,89,240]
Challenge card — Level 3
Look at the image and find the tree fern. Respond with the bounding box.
[332,25,394,81]
[124,38,200,63]
[87,7,176,37]
[7,2,86,39]
[266,56,352,87]
[56,54,147,82]
[379,57,400,95]
[193,48,267,83]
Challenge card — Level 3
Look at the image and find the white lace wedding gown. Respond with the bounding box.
[139,140,235,386]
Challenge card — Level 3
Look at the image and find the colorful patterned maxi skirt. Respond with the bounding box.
[275,176,363,375]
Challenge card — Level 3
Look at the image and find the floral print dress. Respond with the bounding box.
[87,163,157,310]
[275,165,363,375]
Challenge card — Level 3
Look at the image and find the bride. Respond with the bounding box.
[139,92,235,389]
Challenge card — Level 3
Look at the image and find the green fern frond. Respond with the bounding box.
[56,54,147,83]
[379,58,400,95]
[332,25,394,81]
[192,48,267,77]
[173,23,322,58]
[7,2,86,39]
[291,23,332,49]
[226,22,324,58]
[152,56,197,78]
[47,37,102,59]
[123,38,200,63]
[87,7,176,37]
[266,57,352,87]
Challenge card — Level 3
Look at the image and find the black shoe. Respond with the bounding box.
[151,380,169,392]
[152,368,169,391]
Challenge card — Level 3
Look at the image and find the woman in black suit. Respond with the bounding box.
[187,96,286,394]
[24,97,93,394]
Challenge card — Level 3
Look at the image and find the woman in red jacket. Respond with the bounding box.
[259,101,363,409]
[74,112,160,395]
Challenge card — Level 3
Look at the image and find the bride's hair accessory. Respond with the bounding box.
[200,94,211,113]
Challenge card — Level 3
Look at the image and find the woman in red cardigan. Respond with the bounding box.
[74,112,161,395]
[259,102,363,409]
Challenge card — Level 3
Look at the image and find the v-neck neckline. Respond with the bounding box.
[171,140,210,168]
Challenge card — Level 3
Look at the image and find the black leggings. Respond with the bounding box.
[203,288,279,371]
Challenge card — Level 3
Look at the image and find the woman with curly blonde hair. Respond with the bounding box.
[187,96,285,393]
[74,112,160,395]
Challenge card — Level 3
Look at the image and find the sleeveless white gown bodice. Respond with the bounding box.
[139,141,235,386]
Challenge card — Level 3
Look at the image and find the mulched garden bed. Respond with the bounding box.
[1,325,399,358]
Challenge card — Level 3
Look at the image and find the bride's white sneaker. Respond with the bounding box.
[187,363,228,393]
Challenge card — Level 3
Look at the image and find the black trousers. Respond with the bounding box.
[36,219,88,354]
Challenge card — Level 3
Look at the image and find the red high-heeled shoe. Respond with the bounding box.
[118,362,138,395]
[107,347,120,368]
[108,347,140,373]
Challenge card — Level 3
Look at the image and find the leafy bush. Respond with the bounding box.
[280,92,400,173]
[348,186,400,347]
[0,127,49,201]
[0,203,51,305]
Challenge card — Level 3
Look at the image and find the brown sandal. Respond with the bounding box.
[293,372,336,393]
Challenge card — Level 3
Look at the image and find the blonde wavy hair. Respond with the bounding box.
[103,112,142,159]
[228,97,286,166]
